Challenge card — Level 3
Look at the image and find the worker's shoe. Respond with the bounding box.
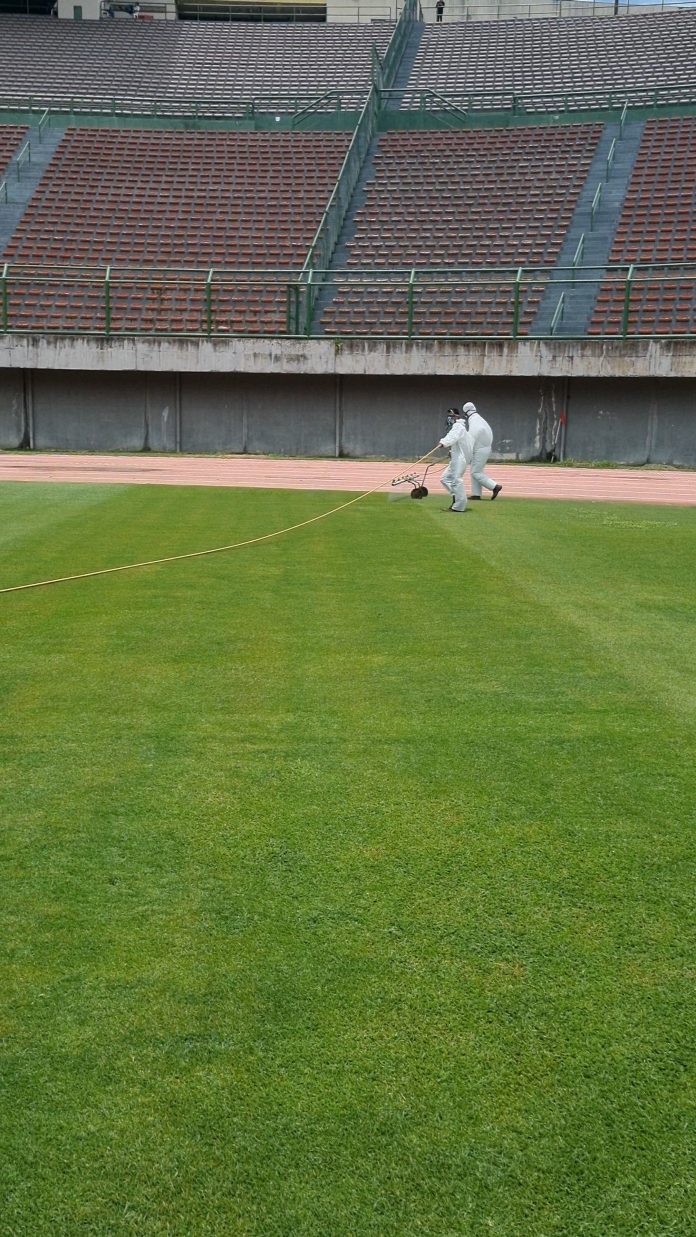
[491,485,503,500]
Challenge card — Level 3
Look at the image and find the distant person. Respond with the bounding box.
[461,401,502,500]
[438,408,474,513]
[435,0,445,20]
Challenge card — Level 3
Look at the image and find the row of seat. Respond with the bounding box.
[2,119,694,337]
[2,128,349,333]
[590,116,696,335]
[321,125,601,336]
[3,12,693,116]
[0,15,392,111]
[4,287,290,335]
[407,12,696,109]
[0,124,29,181]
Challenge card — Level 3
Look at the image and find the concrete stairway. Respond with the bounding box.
[0,124,66,258]
[531,119,645,337]
[310,134,382,334]
[387,19,425,110]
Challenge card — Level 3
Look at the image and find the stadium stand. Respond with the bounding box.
[0,125,29,178]
[0,9,694,341]
[0,6,694,466]
[589,116,696,335]
[403,11,696,109]
[0,15,394,113]
[320,125,602,336]
[1,128,351,332]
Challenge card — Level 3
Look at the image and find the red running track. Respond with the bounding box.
[0,453,694,505]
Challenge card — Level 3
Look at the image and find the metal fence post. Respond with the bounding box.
[407,268,416,338]
[590,182,602,231]
[296,283,305,337]
[622,264,634,338]
[304,269,314,337]
[288,282,299,336]
[620,99,628,138]
[1,263,8,333]
[550,292,565,337]
[16,141,31,181]
[205,268,213,336]
[572,235,584,281]
[512,267,522,338]
[104,265,111,337]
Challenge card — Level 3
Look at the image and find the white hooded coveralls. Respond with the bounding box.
[464,405,498,497]
[439,419,474,510]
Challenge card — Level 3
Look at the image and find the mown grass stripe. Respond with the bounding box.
[0,485,693,1236]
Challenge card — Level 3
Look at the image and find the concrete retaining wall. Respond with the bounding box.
[2,333,695,381]
[565,379,696,467]
[1,366,694,464]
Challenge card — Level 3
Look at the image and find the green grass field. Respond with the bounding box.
[1,482,694,1237]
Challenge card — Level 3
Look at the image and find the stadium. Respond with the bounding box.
[0,2,695,458]
[1,3,694,1234]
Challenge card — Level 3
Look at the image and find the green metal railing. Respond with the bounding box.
[550,292,565,336]
[386,79,696,118]
[0,90,369,124]
[619,99,629,138]
[3,48,695,129]
[15,140,31,180]
[590,182,603,230]
[37,109,50,144]
[456,0,696,15]
[1,261,695,341]
[572,235,585,280]
[409,90,471,127]
[1,263,7,332]
[512,267,523,337]
[295,86,380,335]
[622,263,636,337]
[291,91,351,129]
[292,0,418,334]
[381,0,418,86]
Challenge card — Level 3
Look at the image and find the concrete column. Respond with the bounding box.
[25,370,34,450]
[145,374,178,452]
[335,375,343,458]
[0,370,26,449]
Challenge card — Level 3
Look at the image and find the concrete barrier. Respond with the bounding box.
[0,335,694,464]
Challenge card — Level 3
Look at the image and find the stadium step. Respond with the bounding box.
[531,118,646,337]
[0,124,67,259]
[310,135,382,334]
[387,18,425,111]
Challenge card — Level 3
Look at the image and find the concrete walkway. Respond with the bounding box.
[0,453,694,506]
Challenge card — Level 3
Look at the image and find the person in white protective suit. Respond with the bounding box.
[438,408,474,512]
[461,401,502,500]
